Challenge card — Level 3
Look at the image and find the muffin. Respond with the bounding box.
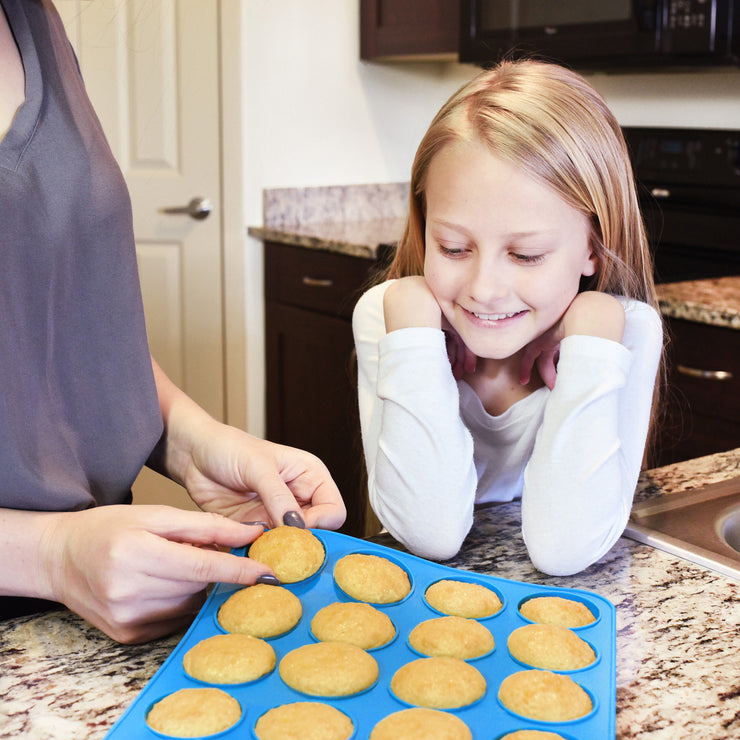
[311,601,395,649]
[507,624,596,671]
[254,702,354,740]
[146,687,241,737]
[370,707,472,740]
[424,579,502,618]
[333,553,411,604]
[498,669,593,722]
[279,641,379,697]
[408,616,494,659]
[248,526,325,583]
[519,596,595,628]
[390,657,486,709]
[182,633,276,684]
[217,584,302,638]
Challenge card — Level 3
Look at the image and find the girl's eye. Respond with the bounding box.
[438,243,469,257]
[511,252,546,265]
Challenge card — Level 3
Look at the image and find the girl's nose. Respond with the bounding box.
[467,256,508,305]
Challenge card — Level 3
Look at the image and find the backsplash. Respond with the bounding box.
[263,183,408,227]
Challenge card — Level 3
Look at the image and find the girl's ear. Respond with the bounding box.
[581,242,600,278]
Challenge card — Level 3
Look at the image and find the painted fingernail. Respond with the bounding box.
[282,511,306,529]
[243,521,270,528]
[256,574,281,586]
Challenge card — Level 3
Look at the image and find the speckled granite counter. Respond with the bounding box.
[657,276,740,330]
[1,450,739,739]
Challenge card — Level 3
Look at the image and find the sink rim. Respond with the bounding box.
[623,476,740,581]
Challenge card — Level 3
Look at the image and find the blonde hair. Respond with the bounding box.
[386,59,664,459]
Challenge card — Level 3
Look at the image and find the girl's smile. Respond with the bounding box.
[423,137,598,364]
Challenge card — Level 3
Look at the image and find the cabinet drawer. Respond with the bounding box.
[265,242,376,319]
[667,318,740,422]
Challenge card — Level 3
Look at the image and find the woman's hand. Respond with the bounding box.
[181,425,347,531]
[519,292,626,389]
[40,505,273,644]
[149,359,346,532]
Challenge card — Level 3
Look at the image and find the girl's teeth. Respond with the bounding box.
[473,311,517,321]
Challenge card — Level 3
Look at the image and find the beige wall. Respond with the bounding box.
[241,0,740,435]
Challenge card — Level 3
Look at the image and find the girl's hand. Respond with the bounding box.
[442,318,478,380]
[383,277,477,379]
[519,292,626,389]
[43,505,273,644]
[382,276,443,332]
[182,425,347,531]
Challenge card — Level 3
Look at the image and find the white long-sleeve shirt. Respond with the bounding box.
[353,280,663,575]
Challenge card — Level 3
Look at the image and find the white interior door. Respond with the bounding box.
[59,0,225,510]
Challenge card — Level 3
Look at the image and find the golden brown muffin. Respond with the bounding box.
[408,616,494,660]
[254,702,354,740]
[499,731,567,739]
[146,687,241,737]
[390,657,486,709]
[518,596,595,628]
[311,601,396,649]
[424,579,503,618]
[182,633,276,684]
[333,553,411,604]
[507,623,596,671]
[217,584,302,638]
[369,707,473,740]
[248,526,325,583]
[498,669,593,722]
[279,641,379,697]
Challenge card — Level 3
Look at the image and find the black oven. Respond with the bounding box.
[623,127,740,283]
[460,0,740,70]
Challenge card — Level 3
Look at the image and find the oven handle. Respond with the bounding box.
[677,364,733,381]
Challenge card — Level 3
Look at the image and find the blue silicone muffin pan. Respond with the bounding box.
[105,529,616,739]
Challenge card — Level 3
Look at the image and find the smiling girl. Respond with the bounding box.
[353,60,663,576]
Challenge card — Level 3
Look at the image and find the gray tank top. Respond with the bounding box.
[0,0,163,510]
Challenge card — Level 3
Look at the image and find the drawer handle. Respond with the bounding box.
[302,276,334,288]
[677,364,733,381]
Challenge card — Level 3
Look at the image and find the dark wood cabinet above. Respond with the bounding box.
[360,0,460,61]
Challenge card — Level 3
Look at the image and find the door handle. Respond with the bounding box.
[160,196,212,220]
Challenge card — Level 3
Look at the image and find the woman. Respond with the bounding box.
[0,0,345,643]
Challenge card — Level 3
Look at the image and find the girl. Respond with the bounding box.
[353,60,663,576]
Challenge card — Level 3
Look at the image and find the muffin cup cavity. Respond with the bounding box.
[517,592,601,630]
[145,691,245,739]
[423,576,506,620]
[332,550,414,606]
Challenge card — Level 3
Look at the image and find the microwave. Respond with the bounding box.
[459,0,740,70]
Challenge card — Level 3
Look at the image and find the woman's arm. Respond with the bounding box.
[0,504,274,643]
[353,281,478,560]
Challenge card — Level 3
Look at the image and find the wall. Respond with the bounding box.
[241,0,740,435]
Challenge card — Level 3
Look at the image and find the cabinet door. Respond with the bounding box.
[360,0,460,60]
[265,302,367,537]
[657,318,740,466]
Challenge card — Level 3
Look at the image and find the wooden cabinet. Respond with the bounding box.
[264,243,383,537]
[360,0,460,61]
[657,317,740,466]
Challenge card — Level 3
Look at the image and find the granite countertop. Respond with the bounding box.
[1,449,739,739]
[656,276,740,330]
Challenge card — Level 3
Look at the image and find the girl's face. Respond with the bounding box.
[423,138,598,362]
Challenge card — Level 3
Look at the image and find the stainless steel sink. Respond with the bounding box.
[623,476,740,580]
